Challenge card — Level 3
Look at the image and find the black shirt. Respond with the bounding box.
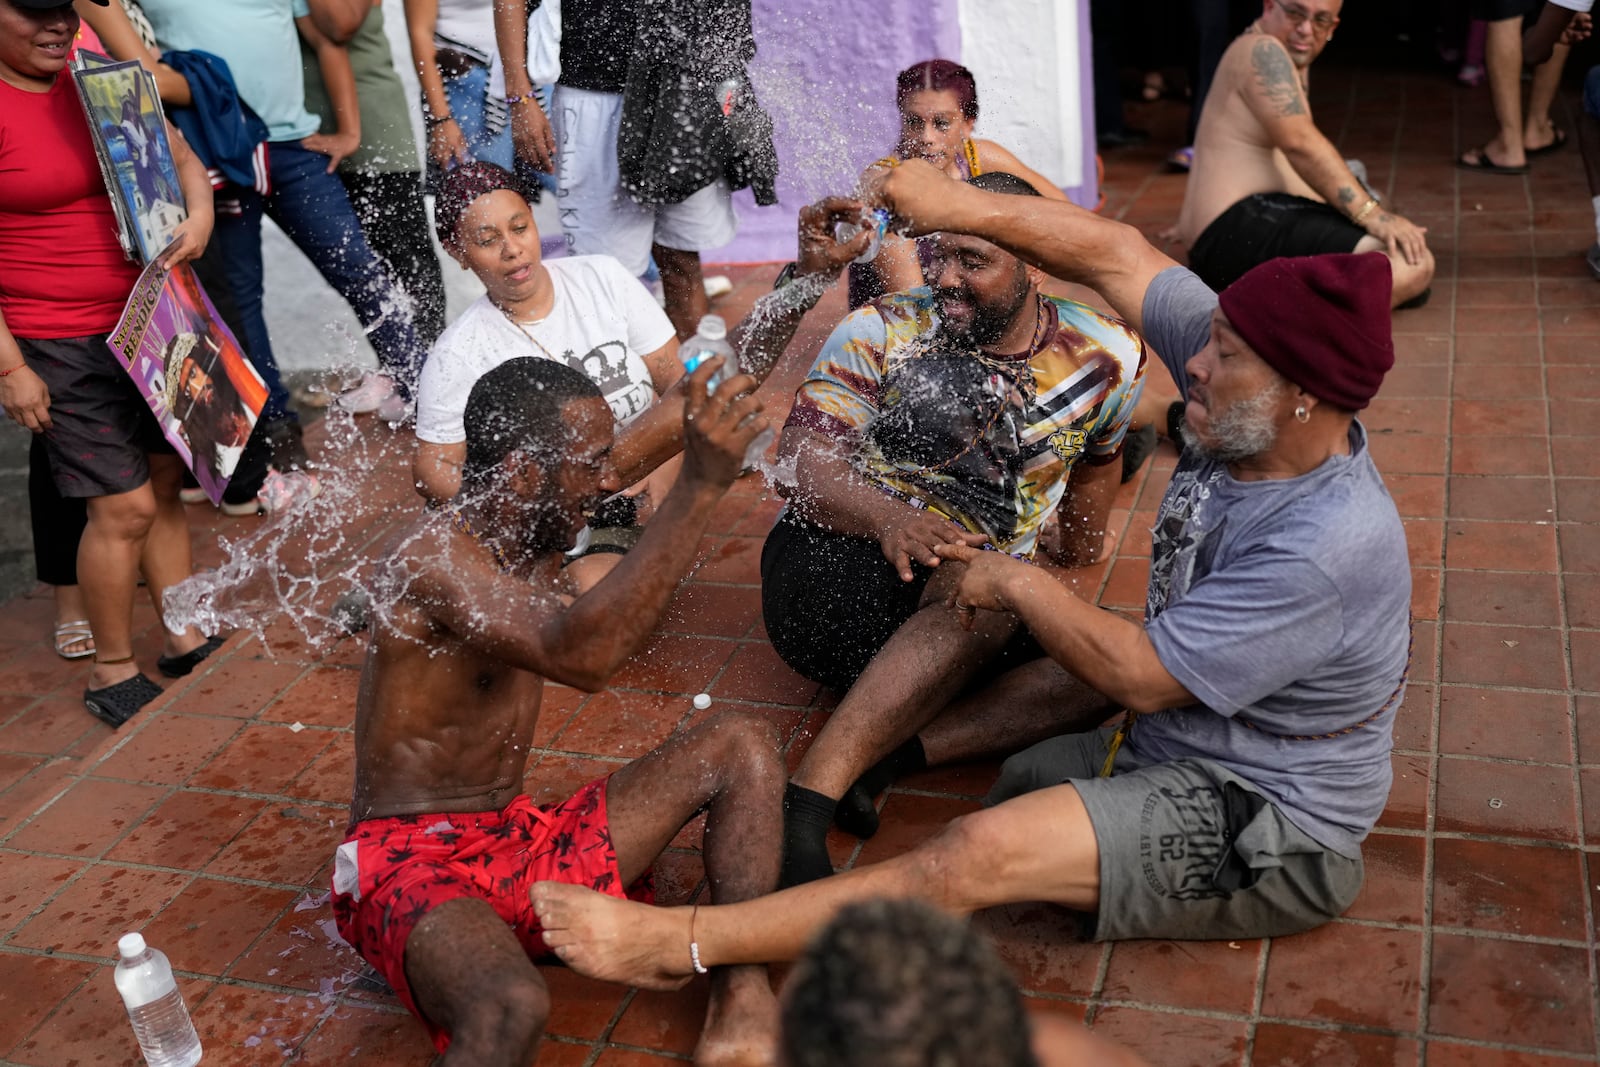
[542,0,638,94]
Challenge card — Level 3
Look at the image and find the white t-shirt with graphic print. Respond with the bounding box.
[415,254,677,445]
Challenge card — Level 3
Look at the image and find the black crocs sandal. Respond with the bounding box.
[156,635,225,679]
[84,673,165,728]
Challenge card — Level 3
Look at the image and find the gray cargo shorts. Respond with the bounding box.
[988,726,1364,942]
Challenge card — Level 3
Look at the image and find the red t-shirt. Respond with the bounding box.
[0,74,143,339]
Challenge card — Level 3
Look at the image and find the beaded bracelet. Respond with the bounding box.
[505,90,541,106]
[688,903,708,975]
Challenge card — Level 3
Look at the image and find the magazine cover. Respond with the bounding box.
[72,59,186,263]
[107,263,268,505]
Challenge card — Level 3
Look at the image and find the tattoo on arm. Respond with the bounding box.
[1337,187,1356,207]
[1250,40,1306,117]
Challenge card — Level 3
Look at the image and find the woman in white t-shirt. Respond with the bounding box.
[415,163,690,587]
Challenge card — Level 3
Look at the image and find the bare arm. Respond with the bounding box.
[867,160,1176,336]
[402,0,472,168]
[74,0,192,104]
[296,13,361,171]
[413,439,465,503]
[1241,37,1427,265]
[1523,3,1584,65]
[306,0,374,43]
[607,338,689,486]
[421,367,769,689]
[939,544,1195,714]
[784,428,987,581]
[0,308,52,433]
[1041,457,1120,567]
[730,197,873,378]
[974,140,1072,201]
[493,0,555,171]
[157,122,214,269]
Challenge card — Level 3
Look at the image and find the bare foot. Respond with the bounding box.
[531,881,693,991]
[696,970,780,1067]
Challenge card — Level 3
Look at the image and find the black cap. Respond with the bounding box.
[10,0,109,8]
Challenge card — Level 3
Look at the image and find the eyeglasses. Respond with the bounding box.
[1277,1,1339,32]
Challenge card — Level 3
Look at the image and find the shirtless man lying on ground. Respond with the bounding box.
[1175,0,1435,308]
[330,355,781,1067]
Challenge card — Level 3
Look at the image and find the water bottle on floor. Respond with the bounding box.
[680,314,737,393]
[114,932,202,1067]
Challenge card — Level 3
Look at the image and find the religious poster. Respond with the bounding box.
[71,58,186,263]
[107,263,269,505]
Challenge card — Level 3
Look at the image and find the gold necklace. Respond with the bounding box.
[968,294,1051,404]
[498,302,560,363]
[448,507,513,574]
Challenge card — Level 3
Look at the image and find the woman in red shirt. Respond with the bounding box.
[0,0,219,725]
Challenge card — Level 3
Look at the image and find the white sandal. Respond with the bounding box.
[53,620,96,660]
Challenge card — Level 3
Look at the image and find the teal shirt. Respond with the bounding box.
[139,0,320,143]
[300,6,420,175]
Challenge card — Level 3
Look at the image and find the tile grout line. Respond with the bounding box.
[1414,84,1467,1062]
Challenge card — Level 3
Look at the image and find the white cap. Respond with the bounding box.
[696,315,727,341]
[118,932,147,959]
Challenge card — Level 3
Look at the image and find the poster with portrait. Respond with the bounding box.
[71,59,186,263]
[108,263,269,505]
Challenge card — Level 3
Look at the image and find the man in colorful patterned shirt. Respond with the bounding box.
[765,172,1147,886]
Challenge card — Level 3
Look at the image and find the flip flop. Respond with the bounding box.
[1525,128,1567,158]
[53,620,96,661]
[1457,147,1528,175]
[84,673,164,728]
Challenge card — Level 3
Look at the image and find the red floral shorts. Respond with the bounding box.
[331,776,654,1050]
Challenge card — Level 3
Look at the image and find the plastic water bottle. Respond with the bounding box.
[113,933,202,1067]
[681,314,738,393]
[834,207,892,263]
[678,315,774,471]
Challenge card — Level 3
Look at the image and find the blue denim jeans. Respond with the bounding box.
[213,140,424,419]
[442,65,514,171]
[1584,65,1599,120]
[435,71,557,194]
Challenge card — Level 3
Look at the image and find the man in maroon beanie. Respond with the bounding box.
[510,162,1413,992]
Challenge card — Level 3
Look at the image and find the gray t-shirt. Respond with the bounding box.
[1124,267,1411,857]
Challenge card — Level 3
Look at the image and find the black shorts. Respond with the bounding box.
[1187,192,1366,294]
[20,334,172,498]
[1469,0,1539,21]
[760,514,1042,692]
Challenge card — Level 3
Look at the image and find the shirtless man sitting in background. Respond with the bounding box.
[1176,0,1435,308]
[331,356,781,1067]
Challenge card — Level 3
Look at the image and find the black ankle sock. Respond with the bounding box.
[834,737,929,840]
[781,783,838,888]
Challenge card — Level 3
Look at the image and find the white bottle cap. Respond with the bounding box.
[696,315,727,341]
[118,932,147,959]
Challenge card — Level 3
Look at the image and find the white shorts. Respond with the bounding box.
[550,85,738,276]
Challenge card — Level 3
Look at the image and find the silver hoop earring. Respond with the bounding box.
[1294,405,1310,423]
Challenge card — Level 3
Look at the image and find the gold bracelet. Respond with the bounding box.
[1352,197,1379,224]
[868,155,901,171]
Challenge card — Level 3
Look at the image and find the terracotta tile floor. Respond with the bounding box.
[2,62,1599,1066]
